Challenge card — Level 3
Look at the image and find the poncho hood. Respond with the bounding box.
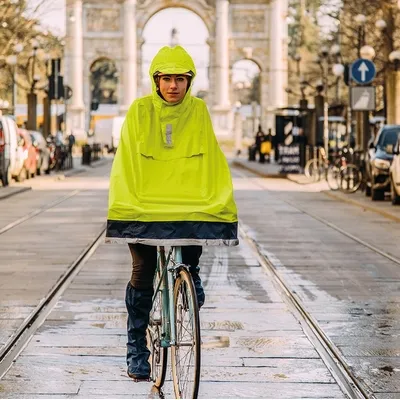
[106,46,238,246]
[150,46,197,132]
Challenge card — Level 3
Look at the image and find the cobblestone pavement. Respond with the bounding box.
[0,158,399,398]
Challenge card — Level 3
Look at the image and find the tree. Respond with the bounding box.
[333,0,400,117]
[0,0,63,106]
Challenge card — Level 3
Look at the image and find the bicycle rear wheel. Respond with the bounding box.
[339,164,362,193]
[171,268,201,399]
[147,251,168,388]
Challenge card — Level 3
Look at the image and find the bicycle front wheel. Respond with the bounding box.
[147,253,168,388]
[171,268,201,399]
[339,164,362,193]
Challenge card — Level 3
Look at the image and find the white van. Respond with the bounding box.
[0,115,25,186]
[93,117,124,152]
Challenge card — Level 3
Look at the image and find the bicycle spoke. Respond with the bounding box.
[172,269,201,399]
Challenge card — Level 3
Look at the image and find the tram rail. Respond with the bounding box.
[0,224,106,378]
[0,190,80,236]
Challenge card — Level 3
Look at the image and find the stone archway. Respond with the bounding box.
[90,58,118,105]
[65,0,288,138]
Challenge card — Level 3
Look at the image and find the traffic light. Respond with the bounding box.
[91,98,99,111]
[343,63,351,86]
[48,75,64,100]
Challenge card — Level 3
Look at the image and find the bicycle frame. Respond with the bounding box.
[154,246,183,348]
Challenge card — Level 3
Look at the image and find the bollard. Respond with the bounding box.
[82,144,92,165]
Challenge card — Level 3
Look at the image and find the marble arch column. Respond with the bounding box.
[268,0,288,126]
[120,0,138,114]
[212,0,231,137]
[67,0,85,135]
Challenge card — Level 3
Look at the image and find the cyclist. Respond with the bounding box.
[106,45,238,382]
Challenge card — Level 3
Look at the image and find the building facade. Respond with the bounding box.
[64,0,288,138]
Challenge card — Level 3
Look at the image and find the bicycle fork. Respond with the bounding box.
[160,247,183,348]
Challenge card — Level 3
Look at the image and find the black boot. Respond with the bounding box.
[125,282,153,381]
[189,266,205,308]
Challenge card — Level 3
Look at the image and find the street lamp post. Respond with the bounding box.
[234,101,242,156]
[354,14,377,151]
[317,47,331,156]
[27,39,40,131]
[389,50,400,124]
[5,43,23,115]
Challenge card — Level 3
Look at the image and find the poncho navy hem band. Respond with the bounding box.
[106,220,238,246]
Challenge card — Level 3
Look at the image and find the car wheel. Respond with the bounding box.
[1,166,11,186]
[15,167,26,183]
[371,177,385,201]
[36,158,42,175]
[391,177,400,205]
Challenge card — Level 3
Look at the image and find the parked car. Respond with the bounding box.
[0,114,25,186]
[365,125,400,201]
[390,133,400,205]
[18,128,37,179]
[29,130,50,175]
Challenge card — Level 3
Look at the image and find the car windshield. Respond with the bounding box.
[376,128,400,149]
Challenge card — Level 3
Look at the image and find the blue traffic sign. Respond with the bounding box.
[351,58,376,85]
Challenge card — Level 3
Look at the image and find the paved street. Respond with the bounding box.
[0,158,399,398]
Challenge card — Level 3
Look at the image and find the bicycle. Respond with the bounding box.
[147,246,201,399]
[304,147,345,190]
[338,151,370,195]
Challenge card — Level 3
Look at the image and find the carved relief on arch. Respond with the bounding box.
[85,7,121,32]
[136,0,214,35]
[232,9,265,33]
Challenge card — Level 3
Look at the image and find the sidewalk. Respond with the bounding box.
[232,156,286,178]
[0,155,112,200]
[0,186,31,200]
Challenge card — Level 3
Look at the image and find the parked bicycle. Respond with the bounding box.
[147,246,201,399]
[338,151,368,194]
[304,147,350,190]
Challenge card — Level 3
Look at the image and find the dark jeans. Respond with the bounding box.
[128,244,202,290]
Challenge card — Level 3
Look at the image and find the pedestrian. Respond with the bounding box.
[106,45,238,382]
[254,124,266,163]
[67,131,76,154]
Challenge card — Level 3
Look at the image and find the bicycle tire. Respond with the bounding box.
[147,251,168,388]
[339,164,362,193]
[305,159,322,182]
[325,164,340,191]
[171,267,201,399]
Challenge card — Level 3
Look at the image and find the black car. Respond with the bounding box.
[365,125,400,201]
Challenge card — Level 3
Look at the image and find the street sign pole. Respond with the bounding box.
[323,100,329,157]
[350,58,377,151]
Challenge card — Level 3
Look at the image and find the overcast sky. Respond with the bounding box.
[32,0,259,91]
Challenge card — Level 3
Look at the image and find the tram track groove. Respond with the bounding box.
[239,225,370,399]
[0,189,80,236]
[0,224,107,379]
[232,166,390,398]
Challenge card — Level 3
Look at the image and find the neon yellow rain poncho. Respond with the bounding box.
[106,46,238,246]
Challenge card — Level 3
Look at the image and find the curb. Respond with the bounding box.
[233,158,400,223]
[55,158,111,179]
[322,190,400,224]
[232,160,287,179]
[0,186,31,201]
